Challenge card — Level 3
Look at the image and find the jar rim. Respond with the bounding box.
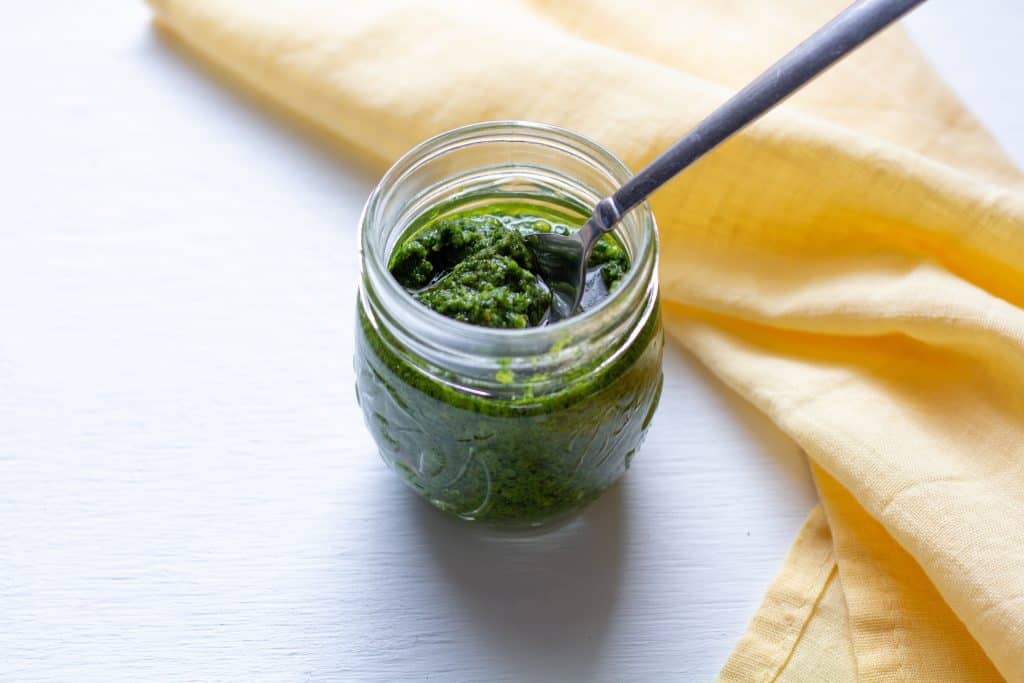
[359,120,657,364]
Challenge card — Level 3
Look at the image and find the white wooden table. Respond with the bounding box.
[2,2,1020,680]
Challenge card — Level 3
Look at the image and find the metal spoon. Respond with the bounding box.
[526,0,926,322]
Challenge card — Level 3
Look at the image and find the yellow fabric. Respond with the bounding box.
[148,0,1024,678]
[721,506,858,682]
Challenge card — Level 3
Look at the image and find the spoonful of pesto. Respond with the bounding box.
[524,0,925,321]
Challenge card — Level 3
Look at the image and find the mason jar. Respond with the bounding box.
[355,121,663,527]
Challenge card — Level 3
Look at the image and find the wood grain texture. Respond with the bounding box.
[0,2,1018,680]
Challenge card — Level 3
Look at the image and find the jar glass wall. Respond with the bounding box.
[355,121,663,527]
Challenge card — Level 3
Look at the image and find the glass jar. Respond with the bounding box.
[355,121,662,527]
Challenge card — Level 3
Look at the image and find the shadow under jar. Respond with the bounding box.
[355,121,663,527]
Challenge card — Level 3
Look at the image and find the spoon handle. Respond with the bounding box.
[609,0,926,219]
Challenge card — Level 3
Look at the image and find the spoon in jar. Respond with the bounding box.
[525,0,926,321]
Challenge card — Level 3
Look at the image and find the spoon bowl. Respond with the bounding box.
[524,207,612,322]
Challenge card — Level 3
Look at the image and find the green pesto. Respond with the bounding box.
[388,203,629,329]
[356,199,662,526]
[355,303,662,525]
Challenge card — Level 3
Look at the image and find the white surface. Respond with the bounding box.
[0,2,1018,680]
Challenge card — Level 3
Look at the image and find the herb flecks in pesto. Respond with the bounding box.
[388,204,630,328]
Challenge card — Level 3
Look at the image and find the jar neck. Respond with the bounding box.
[358,121,658,399]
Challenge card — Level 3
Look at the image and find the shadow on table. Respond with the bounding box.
[404,481,628,680]
[662,333,813,494]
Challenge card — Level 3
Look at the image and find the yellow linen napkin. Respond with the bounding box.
[148,0,1024,678]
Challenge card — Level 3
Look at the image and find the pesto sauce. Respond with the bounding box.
[388,204,629,329]
[355,304,663,525]
[355,201,662,526]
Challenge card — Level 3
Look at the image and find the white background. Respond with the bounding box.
[2,2,1020,680]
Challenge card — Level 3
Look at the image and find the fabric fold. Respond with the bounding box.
[148,0,1024,678]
